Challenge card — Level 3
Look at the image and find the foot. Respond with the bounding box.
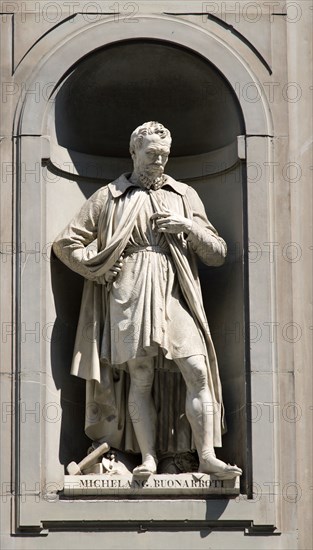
[199,452,242,479]
[133,454,158,477]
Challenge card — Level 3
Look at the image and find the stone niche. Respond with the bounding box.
[46,39,248,489]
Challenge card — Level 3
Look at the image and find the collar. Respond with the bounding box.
[108,173,187,198]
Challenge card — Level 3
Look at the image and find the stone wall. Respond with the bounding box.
[0,2,312,549]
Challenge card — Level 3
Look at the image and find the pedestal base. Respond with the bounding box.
[64,473,240,497]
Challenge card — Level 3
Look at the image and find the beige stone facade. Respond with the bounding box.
[0,1,312,548]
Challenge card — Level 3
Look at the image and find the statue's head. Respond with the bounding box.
[129,122,172,186]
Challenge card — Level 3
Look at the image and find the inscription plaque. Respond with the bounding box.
[64,473,240,496]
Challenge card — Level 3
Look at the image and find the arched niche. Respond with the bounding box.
[15,17,277,529]
[45,38,249,488]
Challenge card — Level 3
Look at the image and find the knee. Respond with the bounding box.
[192,365,207,391]
[129,365,154,393]
[180,357,208,392]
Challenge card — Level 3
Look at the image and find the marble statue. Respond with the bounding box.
[53,121,242,479]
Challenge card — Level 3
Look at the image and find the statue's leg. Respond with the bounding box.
[175,356,242,478]
[127,357,157,475]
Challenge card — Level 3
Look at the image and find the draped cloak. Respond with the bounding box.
[53,174,227,453]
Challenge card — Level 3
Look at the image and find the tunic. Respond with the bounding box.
[101,188,206,367]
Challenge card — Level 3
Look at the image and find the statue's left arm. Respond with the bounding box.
[185,186,227,267]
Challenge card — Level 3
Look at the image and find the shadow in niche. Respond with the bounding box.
[50,254,91,468]
[54,39,243,158]
[49,182,99,469]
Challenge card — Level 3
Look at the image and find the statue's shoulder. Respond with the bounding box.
[107,173,132,198]
[88,184,109,204]
[167,178,201,201]
[182,184,205,210]
[164,176,189,196]
[165,177,202,203]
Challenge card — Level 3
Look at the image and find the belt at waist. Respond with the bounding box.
[124,245,170,257]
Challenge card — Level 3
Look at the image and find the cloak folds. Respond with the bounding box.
[53,174,227,453]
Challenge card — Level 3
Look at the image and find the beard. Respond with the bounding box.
[138,166,165,190]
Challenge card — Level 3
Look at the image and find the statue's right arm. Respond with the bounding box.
[52,186,108,280]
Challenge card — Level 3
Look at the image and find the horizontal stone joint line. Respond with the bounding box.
[14,134,42,138]
[246,134,274,138]
[163,13,210,15]
[76,13,121,15]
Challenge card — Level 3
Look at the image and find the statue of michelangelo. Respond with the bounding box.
[53,121,242,479]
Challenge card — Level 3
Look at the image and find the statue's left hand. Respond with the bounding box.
[151,211,192,234]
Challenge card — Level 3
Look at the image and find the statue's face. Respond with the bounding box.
[133,134,171,178]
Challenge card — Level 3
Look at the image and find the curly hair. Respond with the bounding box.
[129,121,172,155]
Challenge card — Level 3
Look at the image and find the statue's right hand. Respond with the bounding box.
[104,255,124,283]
